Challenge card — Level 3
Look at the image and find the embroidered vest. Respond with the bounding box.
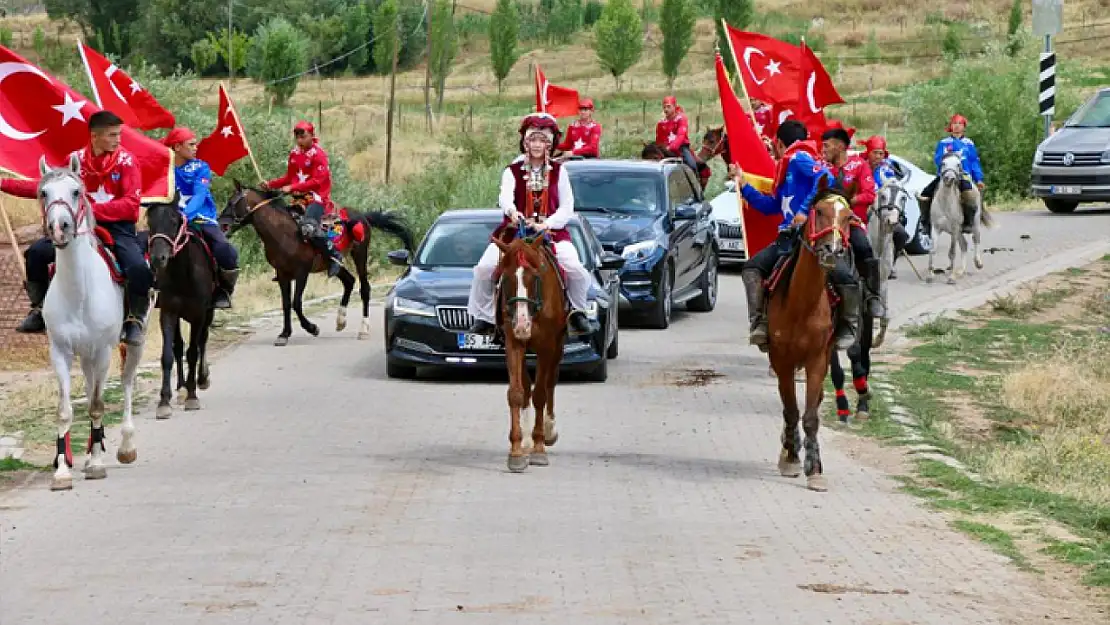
[509,160,562,220]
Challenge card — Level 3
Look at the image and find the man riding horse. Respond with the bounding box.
[859,134,911,279]
[1,110,152,345]
[734,120,862,352]
[656,96,699,174]
[466,113,594,337]
[260,120,343,277]
[555,98,602,160]
[162,127,240,308]
[917,114,985,237]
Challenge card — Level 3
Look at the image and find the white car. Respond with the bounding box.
[707,152,934,264]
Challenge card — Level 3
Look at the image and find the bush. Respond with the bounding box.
[901,41,1081,200]
[583,0,604,26]
[248,17,311,106]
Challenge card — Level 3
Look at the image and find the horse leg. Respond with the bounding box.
[275,278,293,346]
[529,351,555,466]
[292,272,320,337]
[829,350,851,422]
[80,346,111,480]
[973,221,984,270]
[850,324,871,421]
[117,333,143,465]
[197,308,213,391]
[505,343,529,473]
[774,362,802,477]
[543,358,559,447]
[157,311,176,419]
[352,243,373,339]
[334,265,355,332]
[183,319,202,411]
[174,322,185,397]
[926,234,937,284]
[803,353,829,492]
[48,342,75,490]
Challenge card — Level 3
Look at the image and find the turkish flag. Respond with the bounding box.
[714,52,780,259]
[196,82,251,176]
[724,26,802,106]
[0,45,175,202]
[78,41,175,131]
[534,64,580,118]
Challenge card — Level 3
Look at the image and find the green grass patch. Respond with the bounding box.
[951,519,1033,570]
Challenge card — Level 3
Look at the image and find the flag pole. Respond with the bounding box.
[720,19,760,130]
[221,81,265,183]
[714,40,756,260]
[0,189,27,279]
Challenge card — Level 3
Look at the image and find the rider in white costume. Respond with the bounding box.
[467,113,594,336]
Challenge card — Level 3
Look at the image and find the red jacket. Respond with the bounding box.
[655,108,690,153]
[826,154,876,221]
[266,140,334,212]
[0,146,142,224]
[557,120,602,157]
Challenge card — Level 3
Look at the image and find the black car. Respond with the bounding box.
[382,209,624,382]
[563,158,719,329]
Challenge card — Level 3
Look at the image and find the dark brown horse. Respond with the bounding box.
[697,126,731,166]
[766,179,854,492]
[492,230,564,473]
[219,183,414,347]
[146,197,215,419]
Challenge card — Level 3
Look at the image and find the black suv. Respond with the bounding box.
[563,159,719,329]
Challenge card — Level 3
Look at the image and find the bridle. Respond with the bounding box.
[698,131,726,160]
[225,189,281,228]
[801,195,850,268]
[499,221,550,318]
[148,209,192,258]
[41,186,93,249]
[940,155,963,185]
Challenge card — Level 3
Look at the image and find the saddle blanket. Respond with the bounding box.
[48,226,125,284]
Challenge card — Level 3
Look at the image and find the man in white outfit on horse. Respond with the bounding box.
[467,112,594,337]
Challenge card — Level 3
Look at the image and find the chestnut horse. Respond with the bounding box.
[640,141,711,191]
[766,180,854,492]
[492,228,564,473]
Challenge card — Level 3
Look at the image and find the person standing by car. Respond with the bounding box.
[556,98,602,159]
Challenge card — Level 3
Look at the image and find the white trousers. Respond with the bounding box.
[467,240,592,324]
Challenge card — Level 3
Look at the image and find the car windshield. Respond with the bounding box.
[416,218,594,268]
[569,171,663,214]
[1065,92,1110,128]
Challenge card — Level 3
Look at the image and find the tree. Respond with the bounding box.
[205,29,251,79]
[429,0,458,113]
[1006,0,1024,57]
[45,0,141,55]
[489,0,519,93]
[249,17,310,105]
[373,0,401,75]
[190,39,219,73]
[593,0,642,89]
[659,0,695,89]
[547,0,583,45]
[714,0,753,76]
[136,0,225,73]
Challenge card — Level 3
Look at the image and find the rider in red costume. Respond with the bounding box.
[556,98,602,159]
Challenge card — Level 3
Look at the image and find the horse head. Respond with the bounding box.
[874,184,905,229]
[146,192,186,274]
[806,175,854,270]
[492,235,549,342]
[940,152,963,187]
[39,153,92,250]
[641,142,666,160]
[220,179,280,234]
[699,126,727,161]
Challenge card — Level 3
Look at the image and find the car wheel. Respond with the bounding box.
[582,355,608,382]
[606,326,619,359]
[1044,198,1079,214]
[644,263,673,329]
[386,361,417,379]
[687,250,718,312]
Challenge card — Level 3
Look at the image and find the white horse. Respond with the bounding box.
[867,184,904,348]
[39,153,145,491]
[925,152,991,284]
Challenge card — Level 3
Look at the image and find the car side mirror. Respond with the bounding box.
[387,249,410,266]
[599,252,625,270]
[674,204,698,220]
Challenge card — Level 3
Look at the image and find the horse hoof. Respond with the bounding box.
[925,276,934,284]
[507,454,529,473]
[529,452,550,466]
[155,404,172,420]
[357,331,370,340]
[307,324,320,337]
[51,476,73,491]
[807,475,829,492]
[946,277,957,285]
[116,448,137,465]
[975,259,984,270]
[856,410,871,421]
[84,465,107,480]
[777,450,801,477]
[544,422,558,447]
[274,336,289,347]
[184,398,201,411]
[198,378,210,391]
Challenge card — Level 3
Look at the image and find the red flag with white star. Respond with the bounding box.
[78,41,175,130]
[534,64,580,118]
[0,45,175,202]
[724,26,802,107]
[196,83,251,176]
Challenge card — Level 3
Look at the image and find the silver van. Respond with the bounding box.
[1032,87,1110,213]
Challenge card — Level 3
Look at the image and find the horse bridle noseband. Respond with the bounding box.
[148,212,193,258]
[500,222,550,315]
[42,193,93,248]
[227,190,281,228]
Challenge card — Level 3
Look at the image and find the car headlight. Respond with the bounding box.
[621,240,659,261]
[391,296,436,317]
[1034,148,1044,165]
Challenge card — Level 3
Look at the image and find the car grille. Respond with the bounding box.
[1042,152,1104,167]
[1032,173,1106,185]
[717,223,742,239]
[436,306,472,331]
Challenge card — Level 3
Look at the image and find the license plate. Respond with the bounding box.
[720,238,744,251]
[1052,185,1081,195]
[458,333,498,350]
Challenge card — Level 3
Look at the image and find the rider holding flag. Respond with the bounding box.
[261,120,343,277]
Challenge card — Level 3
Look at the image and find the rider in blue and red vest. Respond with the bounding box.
[859,135,911,279]
[918,114,985,237]
[732,119,861,352]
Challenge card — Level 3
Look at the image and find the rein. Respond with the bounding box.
[148,215,192,258]
[800,197,850,256]
[41,194,93,241]
[229,193,281,227]
[500,221,551,315]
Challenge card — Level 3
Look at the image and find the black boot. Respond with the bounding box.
[863,258,884,318]
[16,280,47,334]
[467,319,496,335]
[213,268,238,309]
[567,310,592,335]
[741,268,768,352]
[918,196,933,238]
[834,282,862,351]
[959,190,978,234]
[312,234,342,278]
[121,292,150,346]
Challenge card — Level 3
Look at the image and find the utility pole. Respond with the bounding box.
[424,1,433,132]
[385,24,400,185]
[1032,0,1063,140]
[228,0,234,87]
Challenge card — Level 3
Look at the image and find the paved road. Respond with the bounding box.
[2,209,1109,624]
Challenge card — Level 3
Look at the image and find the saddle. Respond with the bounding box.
[48,226,125,285]
[289,194,364,253]
[762,230,842,312]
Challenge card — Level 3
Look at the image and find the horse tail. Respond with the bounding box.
[979,201,994,228]
[359,210,416,252]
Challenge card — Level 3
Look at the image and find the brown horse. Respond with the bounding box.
[492,231,565,473]
[220,182,414,346]
[640,141,711,190]
[697,126,731,166]
[766,180,854,492]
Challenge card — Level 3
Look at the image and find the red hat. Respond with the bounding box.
[662,96,677,106]
[518,113,562,152]
[579,98,594,110]
[860,135,887,154]
[946,114,968,132]
[293,120,315,134]
[161,127,196,147]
